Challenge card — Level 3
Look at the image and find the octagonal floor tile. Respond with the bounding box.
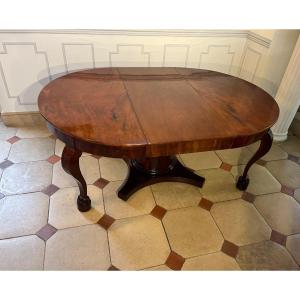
[215,147,253,165]
[247,141,288,161]
[286,234,300,265]
[9,137,55,163]
[182,252,240,270]
[278,136,300,157]
[99,157,128,181]
[151,182,201,210]
[196,168,242,202]
[255,193,300,235]
[211,199,271,246]
[108,215,170,270]
[0,122,17,140]
[49,185,104,229]
[266,160,300,189]
[54,139,90,157]
[0,235,44,270]
[0,161,52,195]
[295,189,300,204]
[103,181,156,219]
[180,151,221,170]
[0,192,49,239]
[236,241,298,270]
[231,164,281,195]
[163,206,223,258]
[44,225,110,270]
[16,125,51,138]
[0,140,11,162]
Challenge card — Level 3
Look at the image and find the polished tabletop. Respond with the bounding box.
[38,67,279,158]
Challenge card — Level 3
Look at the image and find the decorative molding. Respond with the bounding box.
[239,47,262,82]
[163,44,190,67]
[198,45,235,74]
[109,44,151,67]
[0,29,271,47]
[62,43,95,73]
[0,42,52,105]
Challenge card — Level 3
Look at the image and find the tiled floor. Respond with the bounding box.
[0,122,300,271]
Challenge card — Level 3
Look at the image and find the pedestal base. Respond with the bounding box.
[118,156,205,200]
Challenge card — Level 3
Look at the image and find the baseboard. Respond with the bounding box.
[1,111,46,127]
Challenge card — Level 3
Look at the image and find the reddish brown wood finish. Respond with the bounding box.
[38,67,279,158]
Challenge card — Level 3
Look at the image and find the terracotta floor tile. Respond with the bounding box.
[165,251,185,270]
[151,205,167,220]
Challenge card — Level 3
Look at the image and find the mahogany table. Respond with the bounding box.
[38,67,279,212]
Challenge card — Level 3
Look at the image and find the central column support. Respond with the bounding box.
[117,156,205,201]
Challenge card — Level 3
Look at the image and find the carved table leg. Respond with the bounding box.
[236,130,273,190]
[61,146,91,212]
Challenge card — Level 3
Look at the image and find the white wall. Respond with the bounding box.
[0,29,298,115]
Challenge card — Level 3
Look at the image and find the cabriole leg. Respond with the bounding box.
[236,130,273,190]
[61,146,91,212]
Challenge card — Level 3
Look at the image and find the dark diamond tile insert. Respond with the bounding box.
[42,184,59,196]
[256,159,266,166]
[6,136,20,144]
[151,205,167,220]
[0,160,14,170]
[281,185,294,197]
[288,154,299,163]
[165,251,185,270]
[220,162,232,172]
[242,192,256,203]
[199,198,214,211]
[270,230,287,246]
[107,265,120,271]
[47,155,61,164]
[36,224,57,241]
[93,178,109,189]
[98,214,115,230]
[221,240,239,258]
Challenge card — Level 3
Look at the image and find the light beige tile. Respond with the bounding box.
[295,189,300,204]
[0,122,17,140]
[266,160,300,189]
[163,206,223,258]
[286,234,300,265]
[0,235,45,270]
[52,156,100,188]
[215,147,253,165]
[99,157,128,181]
[151,182,201,210]
[49,185,104,229]
[52,162,77,188]
[278,136,300,157]
[109,215,170,270]
[255,193,300,235]
[180,151,221,170]
[211,199,271,246]
[247,141,288,161]
[196,168,242,202]
[55,139,90,157]
[231,164,281,195]
[0,161,52,195]
[0,140,11,162]
[44,225,110,270]
[103,181,156,219]
[236,241,298,270]
[0,192,49,239]
[16,125,51,138]
[9,137,54,163]
[143,265,171,271]
[182,252,240,270]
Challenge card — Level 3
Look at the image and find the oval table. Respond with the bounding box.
[38,67,279,212]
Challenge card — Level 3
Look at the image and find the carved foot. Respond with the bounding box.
[77,195,92,212]
[236,176,249,191]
